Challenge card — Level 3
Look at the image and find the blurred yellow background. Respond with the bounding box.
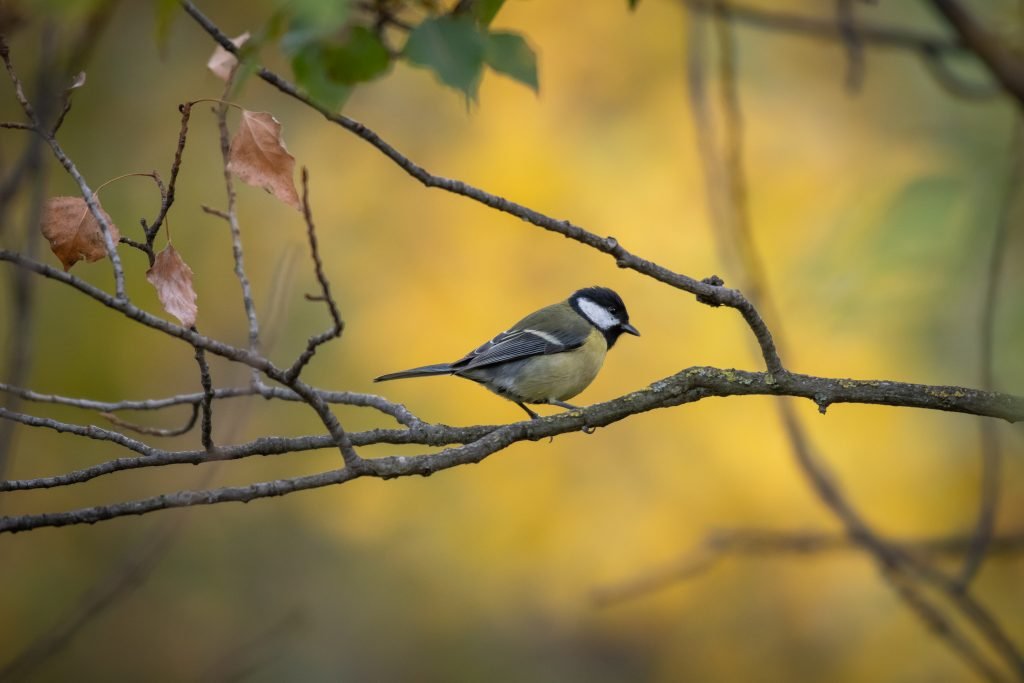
[1,0,1022,680]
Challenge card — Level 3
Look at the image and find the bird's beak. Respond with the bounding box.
[621,323,640,336]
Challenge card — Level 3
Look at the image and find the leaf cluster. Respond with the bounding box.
[164,0,542,109]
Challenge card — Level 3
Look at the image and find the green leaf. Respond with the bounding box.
[289,27,390,111]
[292,45,352,111]
[403,15,486,100]
[484,31,538,92]
[473,0,505,26]
[279,0,352,54]
[154,0,177,54]
[322,26,391,84]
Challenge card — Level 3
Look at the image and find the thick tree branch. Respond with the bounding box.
[2,365,1022,529]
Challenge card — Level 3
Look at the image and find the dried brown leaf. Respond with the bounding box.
[40,196,121,271]
[146,244,198,328]
[207,32,250,82]
[226,110,301,209]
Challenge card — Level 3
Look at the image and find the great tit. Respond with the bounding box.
[374,286,639,419]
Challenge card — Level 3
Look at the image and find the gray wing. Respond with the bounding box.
[452,327,588,371]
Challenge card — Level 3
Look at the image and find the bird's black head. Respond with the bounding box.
[569,286,640,348]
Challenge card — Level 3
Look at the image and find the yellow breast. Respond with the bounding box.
[511,328,608,402]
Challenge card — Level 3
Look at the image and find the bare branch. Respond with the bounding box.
[3,362,1023,527]
[0,406,157,456]
[214,90,262,375]
[284,168,344,383]
[0,381,422,427]
[193,342,214,450]
[102,404,200,438]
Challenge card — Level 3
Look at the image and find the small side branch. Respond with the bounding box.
[193,342,214,450]
[102,404,200,438]
[285,168,344,383]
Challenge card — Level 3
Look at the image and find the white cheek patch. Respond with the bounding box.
[577,297,618,330]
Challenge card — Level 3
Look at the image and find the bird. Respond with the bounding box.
[374,286,639,419]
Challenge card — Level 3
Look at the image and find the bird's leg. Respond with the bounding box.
[516,402,541,419]
[548,399,596,434]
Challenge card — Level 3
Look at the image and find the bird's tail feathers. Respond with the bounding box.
[374,363,454,382]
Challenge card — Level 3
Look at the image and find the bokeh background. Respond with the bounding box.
[1,0,1022,680]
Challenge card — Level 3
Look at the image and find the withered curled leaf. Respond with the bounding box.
[227,110,301,210]
[40,196,121,271]
[207,32,250,82]
[146,244,198,328]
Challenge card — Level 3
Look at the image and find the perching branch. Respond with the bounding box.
[1,365,1022,531]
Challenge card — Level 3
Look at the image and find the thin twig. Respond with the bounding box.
[154,102,193,236]
[0,423,497,492]
[214,86,262,380]
[0,381,421,426]
[0,407,157,456]
[284,168,344,383]
[102,403,200,438]
[193,341,215,450]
